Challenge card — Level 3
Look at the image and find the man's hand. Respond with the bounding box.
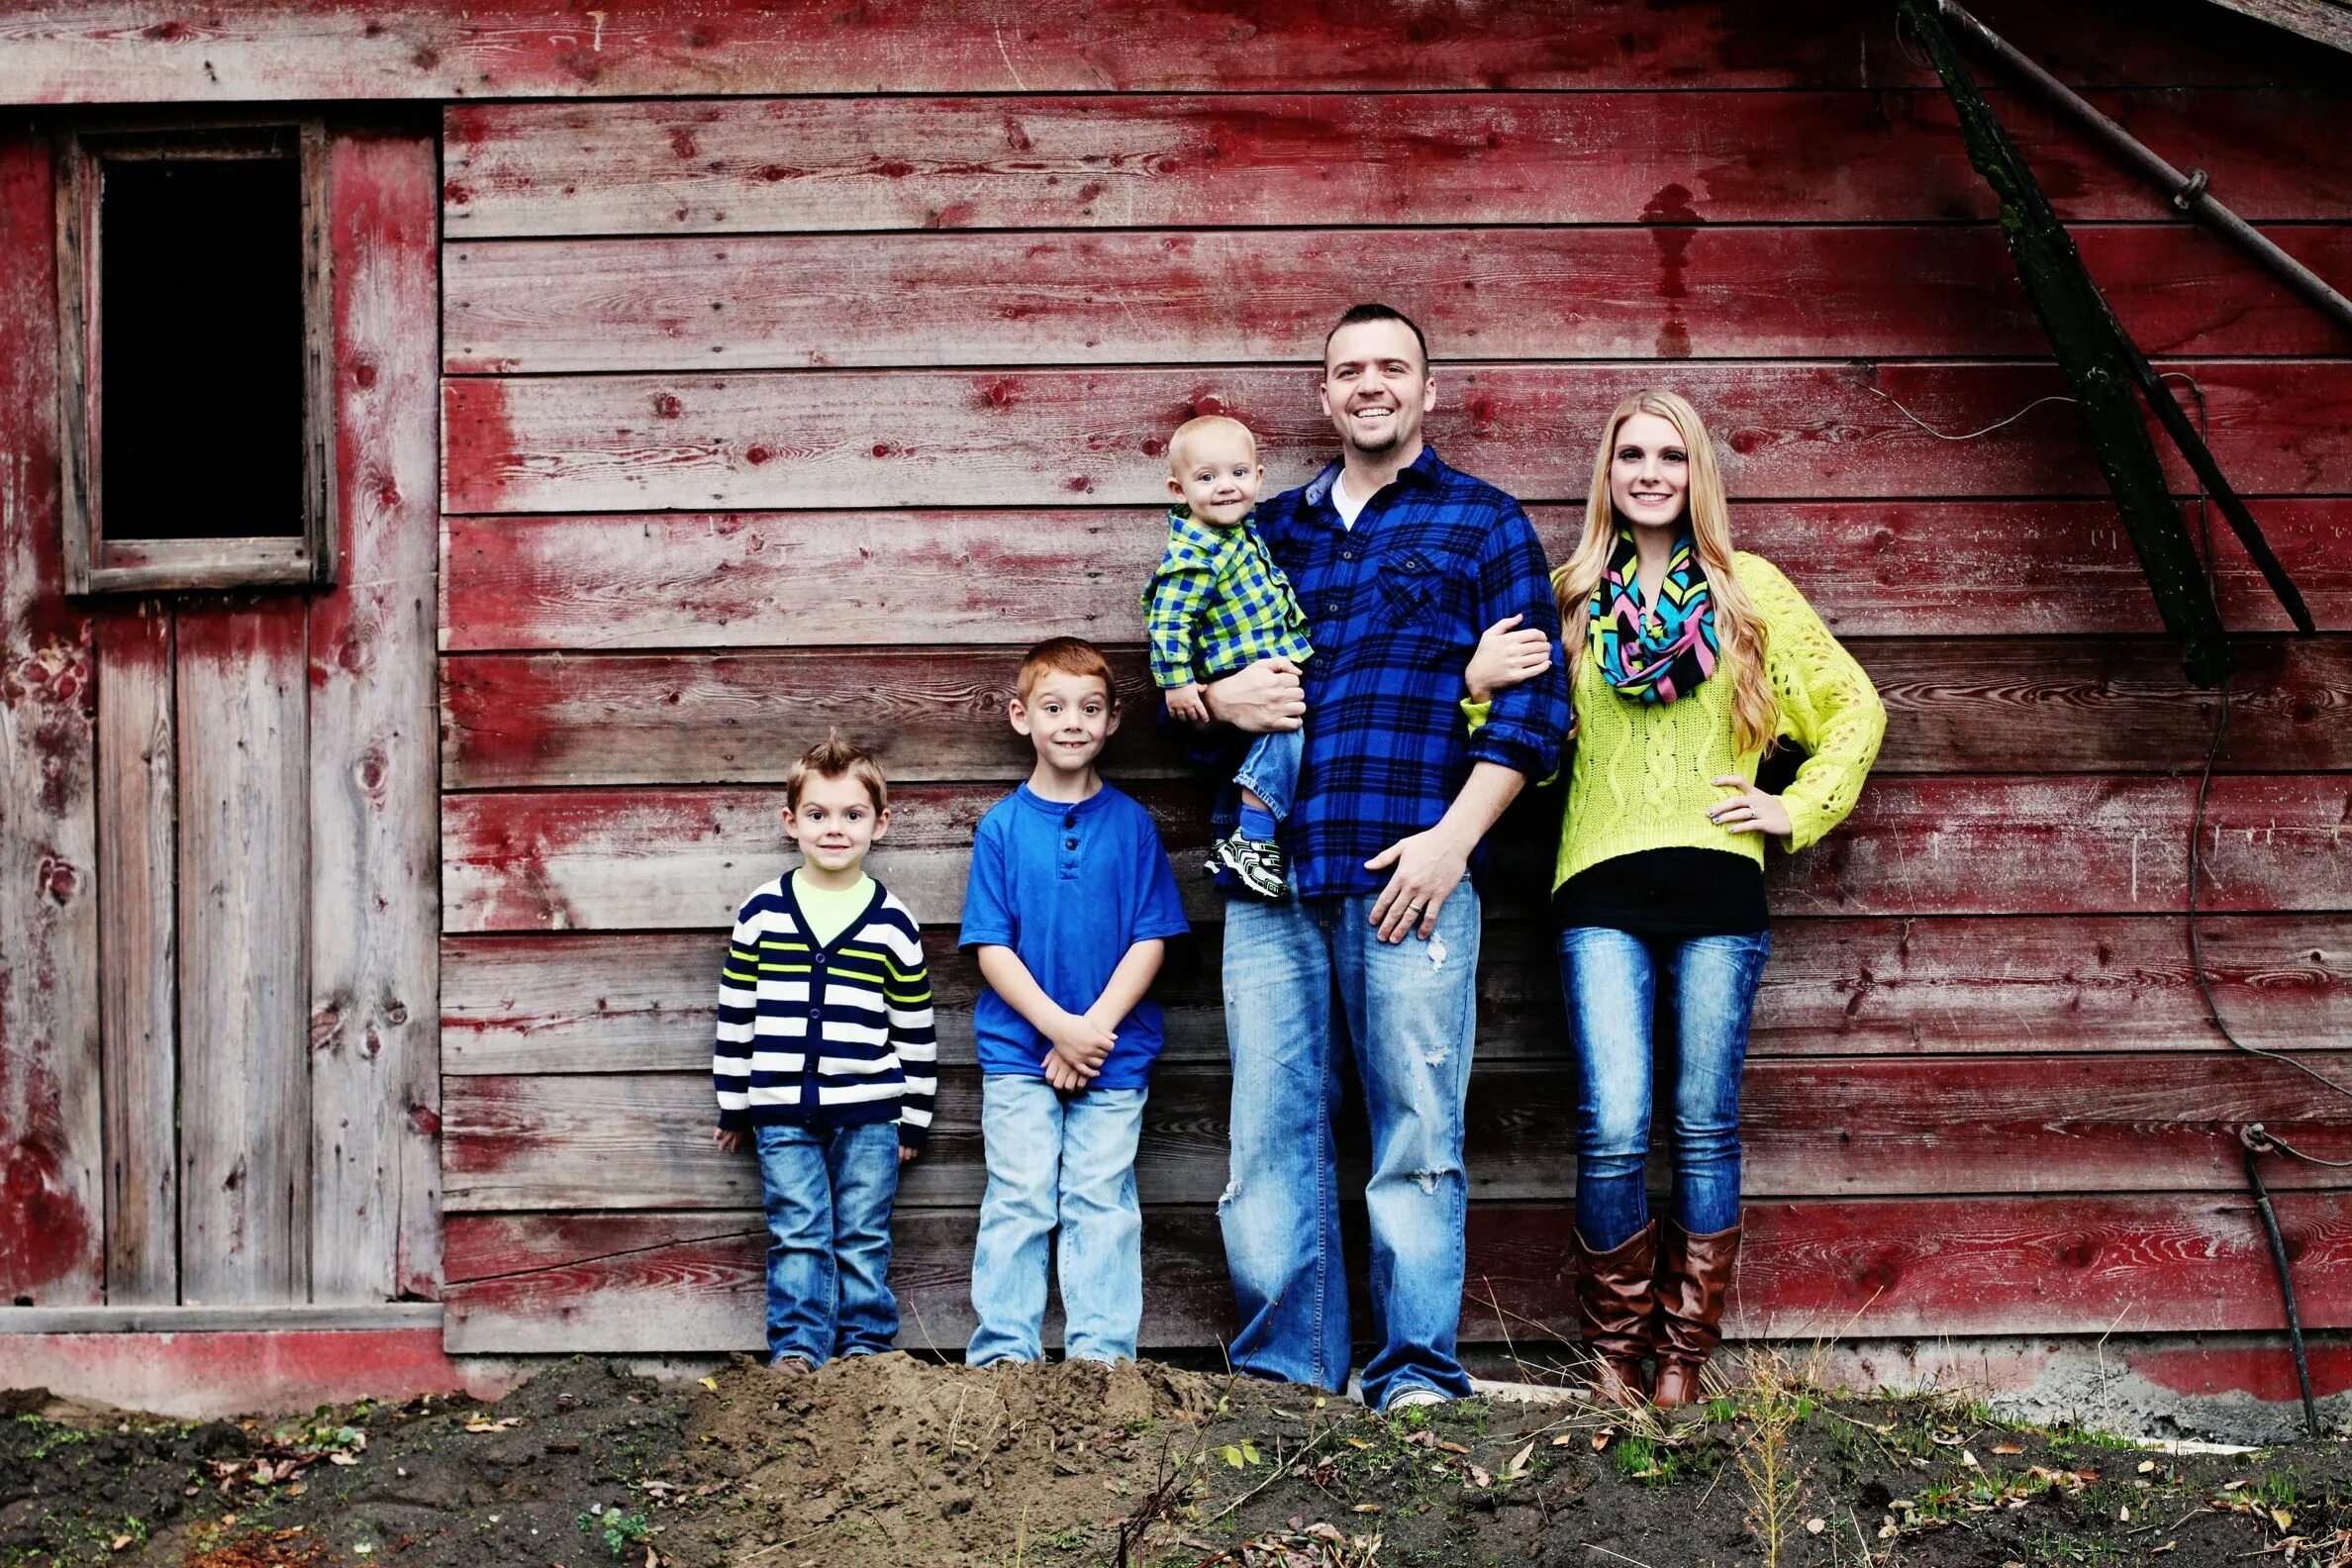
[1163,682,1211,726]
[1203,656,1306,735]
[1463,613,1554,705]
[713,1127,744,1155]
[1364,824,1474,943]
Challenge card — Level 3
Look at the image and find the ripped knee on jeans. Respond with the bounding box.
[1216,1173,1242,1212]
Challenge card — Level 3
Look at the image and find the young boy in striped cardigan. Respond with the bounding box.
[712,736,937,1370]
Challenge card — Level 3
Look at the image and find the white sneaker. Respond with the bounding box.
[1383,1386,1447,1413]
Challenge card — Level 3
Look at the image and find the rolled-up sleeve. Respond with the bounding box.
[1464,502,1571,780]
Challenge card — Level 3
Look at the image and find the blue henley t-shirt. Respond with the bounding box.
[958,782,1190,1088]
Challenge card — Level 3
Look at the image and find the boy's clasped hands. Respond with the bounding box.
[1038,1003,1120,1091]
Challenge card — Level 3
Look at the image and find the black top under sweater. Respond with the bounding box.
[1552,847,1769,937]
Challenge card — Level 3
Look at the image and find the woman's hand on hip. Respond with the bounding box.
[1708,776,1792,837]
[1462,614,1553,705]
[1203,657,1306,735]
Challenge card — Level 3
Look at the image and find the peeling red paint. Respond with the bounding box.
[442,377,518,512]
[0,1330,487,1420]
[0,1127,98,1300]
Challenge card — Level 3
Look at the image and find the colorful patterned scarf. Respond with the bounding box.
[1590,528,1717,705]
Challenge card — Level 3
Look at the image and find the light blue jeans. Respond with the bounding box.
[1559,927,1772,1250]
[967,1076,1148,1365]
[1233,726,1304,821]
[753,1120,902,1365]
[1219,886,1481,1411]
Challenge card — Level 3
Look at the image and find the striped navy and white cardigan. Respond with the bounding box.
[711,874,937,1148]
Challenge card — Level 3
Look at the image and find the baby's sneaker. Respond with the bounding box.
[1214,830,1289,901]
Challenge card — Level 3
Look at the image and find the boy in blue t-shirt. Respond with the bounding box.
[959,637,1190,1364]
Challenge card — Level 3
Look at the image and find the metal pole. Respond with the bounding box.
[1935,0,2352,339]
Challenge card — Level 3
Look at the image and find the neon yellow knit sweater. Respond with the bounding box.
[1472,551,1886,889]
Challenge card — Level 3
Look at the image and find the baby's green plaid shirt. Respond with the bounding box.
[1141,506,1315,689]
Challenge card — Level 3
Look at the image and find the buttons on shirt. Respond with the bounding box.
[1063,814,1077,828]
[1065,837,1079,849]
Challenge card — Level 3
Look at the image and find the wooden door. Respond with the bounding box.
[0,125,440,1315]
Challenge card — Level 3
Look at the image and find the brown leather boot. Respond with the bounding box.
[1652,1221,1741,1409]
[1574,1224,1657,1406]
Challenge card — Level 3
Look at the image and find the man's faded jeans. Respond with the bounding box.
[1218,885,1481,1411]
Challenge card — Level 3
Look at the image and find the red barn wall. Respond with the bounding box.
[426,0,2352,1358]
[1,0,2349,1391]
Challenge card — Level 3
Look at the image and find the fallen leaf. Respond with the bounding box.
[1351,1504,1381,1515]
[110,1535,133,1552]
[1590,1430,1614,1452]
[2274,1508,2295,1530]
[1344,1438,1373,1450]
[697,1377,719,1392]
[329,1452,359,1466]
[2138,1459,2158,1474]
[1220,1444,1245,1469]
[1930,1428,1963,1446]
[1806,1519,1825,1535]
[2119,1505,2130,1521]
[1434,1439,1470,1455]
[1992,1442,2024,1455]
[1502,1440,1534,1480]
[1961,1449,1979,1469]
[1467,1464,1492,1489]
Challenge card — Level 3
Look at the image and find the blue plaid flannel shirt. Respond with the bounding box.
[1254,446,1571,900]
[1142,508,1314,688]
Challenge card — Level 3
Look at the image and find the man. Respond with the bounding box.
[1202,303,1571,1411]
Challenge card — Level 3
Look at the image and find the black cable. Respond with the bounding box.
[2243,1131,2321,1439]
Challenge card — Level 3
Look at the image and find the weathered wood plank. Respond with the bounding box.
[308,130,442,1306]
[0,130,103,1307]
[93,604,175,1306]
[445,224,2352,374]
[440,361,2352,516]
[439,1054,2352,1213]
[1771,775,2352,921]
[441,781,1213,933]
[440,637,2352,790]
[441,914,2352,1077]
[440,500,2352,653]
[440,90,2352,239]
[438,1190,2352,1351]
[441,775,2352,933]
[175,603,311,1307]
[9,0,2331,106]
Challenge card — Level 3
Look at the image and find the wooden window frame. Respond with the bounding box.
[54,118,336,595]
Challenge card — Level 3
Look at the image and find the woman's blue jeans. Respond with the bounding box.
[1558,927,1771,1251]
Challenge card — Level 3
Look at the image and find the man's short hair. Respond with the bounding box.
[785,733,888,813]
[1323,302,1429,369]
[1017,636,1117,702]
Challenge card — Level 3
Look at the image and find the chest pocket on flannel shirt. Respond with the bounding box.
[1373,547,1451,631]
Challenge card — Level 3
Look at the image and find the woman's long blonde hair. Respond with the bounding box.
[1553,389,1778,754]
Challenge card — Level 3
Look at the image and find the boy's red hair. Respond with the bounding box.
[1016,636,1116,701]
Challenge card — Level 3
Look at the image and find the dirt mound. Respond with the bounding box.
[684,1352,1237,1566]
[10,1350,2352,1568]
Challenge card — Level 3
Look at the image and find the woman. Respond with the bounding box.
[1468,389,1885,1406]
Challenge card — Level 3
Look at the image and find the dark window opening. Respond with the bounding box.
[99,154,305,540]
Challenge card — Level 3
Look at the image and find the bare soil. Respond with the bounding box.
[7,1353,2352,1567]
